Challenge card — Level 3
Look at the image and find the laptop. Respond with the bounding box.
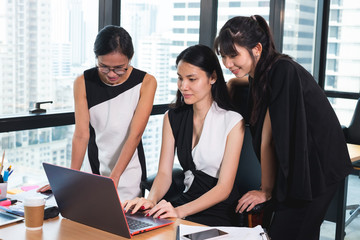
[42,163,173,238]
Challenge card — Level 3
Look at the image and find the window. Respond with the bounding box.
[173,28,185,33]
[188,2,200,8]
[325,1,360,125]
[188,15,200,21]
[0,0,98,187]
[187,28,199,34]
[229,2,241,7]
[282,0,318,74]
[329,26,339,38]
[174,3,185,8]
[1,126,74,188]
[174,15,185,21]
[0,0,98,115]
[121,0,200,175]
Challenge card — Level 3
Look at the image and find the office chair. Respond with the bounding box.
[140,126,273,229]
[342,97,360,177]
[342,98,360,227]
[343,97,360,145]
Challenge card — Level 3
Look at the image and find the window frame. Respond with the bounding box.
[0,0,358,134]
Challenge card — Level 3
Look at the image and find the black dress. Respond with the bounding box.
[249,57,353,239]
[167,104,241,226]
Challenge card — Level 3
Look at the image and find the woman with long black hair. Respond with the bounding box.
[214,15,352,239]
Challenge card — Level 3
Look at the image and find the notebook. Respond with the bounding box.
[42,163,173,238]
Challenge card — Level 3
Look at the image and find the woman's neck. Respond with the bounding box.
[193,97,213,120]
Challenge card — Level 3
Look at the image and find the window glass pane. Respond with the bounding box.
[0,0,99,115]
[325,1,360,124]
[1,126,74,188]
[217,0,270,81]
[142,115,181,176]
[121,0,200,175]
[282,0,318,74]
[328,98,357,126]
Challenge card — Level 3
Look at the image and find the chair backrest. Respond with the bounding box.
[235,125,261,196]
[346,98,360,144]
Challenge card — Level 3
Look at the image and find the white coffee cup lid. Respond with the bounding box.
[24,196,45,206]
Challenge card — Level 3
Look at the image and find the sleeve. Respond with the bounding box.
[225,111,243,136]
[268,60,313,202]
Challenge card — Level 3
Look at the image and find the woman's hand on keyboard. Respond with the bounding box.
[146,199,180,219]
[123,197,155,214]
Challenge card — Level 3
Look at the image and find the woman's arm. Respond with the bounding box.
[236,108,276,213]
[71,75,91,170]
[259,108,277,199]
[123,112,175,212]
[38,75,89,193]
[149,119,245,219]
[110,74,157,188]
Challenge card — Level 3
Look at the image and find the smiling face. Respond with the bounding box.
[177,60,215,106]
[97,52,130,85]
[221,43,260,78]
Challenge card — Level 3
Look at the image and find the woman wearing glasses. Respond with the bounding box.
[78,25,157,200]
[39,25,156,200]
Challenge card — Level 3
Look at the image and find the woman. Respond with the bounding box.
[39,25,157,200]
[214,15,353,239]
[124,45,244,226]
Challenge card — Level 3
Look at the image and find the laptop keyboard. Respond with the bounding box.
[127,218,152,230]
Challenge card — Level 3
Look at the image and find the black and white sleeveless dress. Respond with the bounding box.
[168,102,243,226]
[82,67,146,201]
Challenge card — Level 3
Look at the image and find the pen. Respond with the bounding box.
[0,199,17,206]
[8,170,13,177]
[0,198,7,201]
[0,150,4,174]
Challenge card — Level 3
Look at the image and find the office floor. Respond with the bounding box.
[320,174,360,240]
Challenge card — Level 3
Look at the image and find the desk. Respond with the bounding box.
[347,143,360,162]
[0,215,202,240]
[326,143,360,240]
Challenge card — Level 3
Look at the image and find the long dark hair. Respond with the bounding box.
[172,44,233,111]
[214,15,289,124]
[93,25,134,59]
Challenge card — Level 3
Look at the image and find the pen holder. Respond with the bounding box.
[0,182,7,199]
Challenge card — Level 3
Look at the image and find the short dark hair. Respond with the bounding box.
[173,44,233,111]
[93,25,134,59]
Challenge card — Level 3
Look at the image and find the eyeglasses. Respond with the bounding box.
[96,64,128,76]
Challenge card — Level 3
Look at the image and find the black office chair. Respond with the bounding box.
[342,98,360,145]
[342,98,360,227]
[140,126,273,229]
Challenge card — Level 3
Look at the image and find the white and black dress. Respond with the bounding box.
[168,102,242,226]
[82,67,147,201]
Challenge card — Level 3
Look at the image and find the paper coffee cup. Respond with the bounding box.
[24,196,45,230]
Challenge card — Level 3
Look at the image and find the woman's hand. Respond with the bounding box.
[236,190,270,213]
[147,199,180,219]
[37,184,51,193]
[123,197,156,214]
